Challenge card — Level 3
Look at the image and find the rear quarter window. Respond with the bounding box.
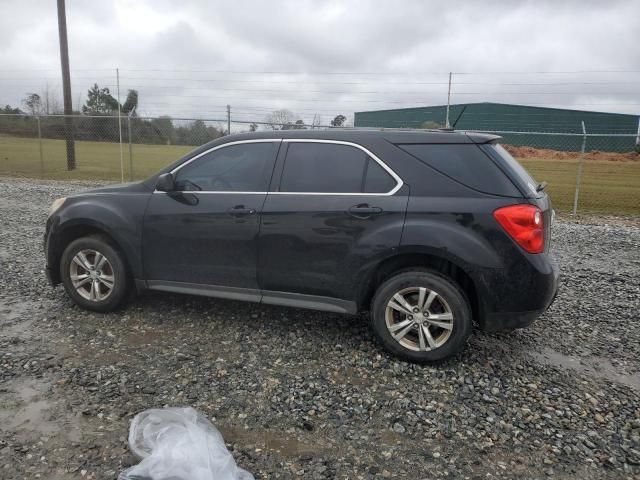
[397,144,521,197]
[482,144,540,197]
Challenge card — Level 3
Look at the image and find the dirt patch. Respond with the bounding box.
[504,144,639,163]
[221,426,323,457]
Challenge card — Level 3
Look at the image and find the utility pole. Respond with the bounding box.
[226,104,231,135]
[57,0,75,170]
[445,72,452,129]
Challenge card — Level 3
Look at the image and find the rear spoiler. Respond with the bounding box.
[465,132,502,144]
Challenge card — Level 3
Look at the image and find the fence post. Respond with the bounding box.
[445,72,452,128]
[128,114,133,181]
[572,121,587,216]
[36,116,44,177]
[116,68,124,183]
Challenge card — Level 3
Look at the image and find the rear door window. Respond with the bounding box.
[397,144,521,197]
[279,142,396,194]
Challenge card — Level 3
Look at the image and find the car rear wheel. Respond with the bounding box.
[371,270,471,363]
[60,235,129,312]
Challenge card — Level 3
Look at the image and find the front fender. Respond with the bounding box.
[50,193,150,279]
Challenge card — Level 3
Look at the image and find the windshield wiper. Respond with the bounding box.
[536,181,547,192]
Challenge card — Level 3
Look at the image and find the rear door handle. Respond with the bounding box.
[228,205,256,216]
[348,203,383,218]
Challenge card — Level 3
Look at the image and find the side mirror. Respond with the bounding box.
[156,172,175,192]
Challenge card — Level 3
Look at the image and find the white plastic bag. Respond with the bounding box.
[119,407,254,480]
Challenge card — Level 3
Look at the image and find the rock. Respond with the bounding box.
[392,423,406,433]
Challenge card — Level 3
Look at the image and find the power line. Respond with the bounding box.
[120,68,640,75]
[124,89,638,97]
[3,67,639,75]
[453,70,640,75]
[137,96,640,105]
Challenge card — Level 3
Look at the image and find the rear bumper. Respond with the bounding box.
[477,254,560,332]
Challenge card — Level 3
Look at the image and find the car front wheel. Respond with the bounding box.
[60,235,129,312]
[371,270,472,363]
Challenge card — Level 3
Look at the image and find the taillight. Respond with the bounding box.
[493,204,544,254]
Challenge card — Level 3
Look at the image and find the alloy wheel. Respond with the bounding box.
[384,286,454,351]
[69,249,115,302]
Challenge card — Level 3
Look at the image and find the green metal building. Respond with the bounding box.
[354,102,639,152]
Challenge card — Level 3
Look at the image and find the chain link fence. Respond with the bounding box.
[0,113,638,216]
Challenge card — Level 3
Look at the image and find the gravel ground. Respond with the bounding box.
[1,177,639,480]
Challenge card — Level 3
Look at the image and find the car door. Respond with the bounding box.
[142,140,280,293]
[258,139,409,311]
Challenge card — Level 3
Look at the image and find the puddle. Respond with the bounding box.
[530,347,640,391]
[0,378,82,442]
[0,298,35,337]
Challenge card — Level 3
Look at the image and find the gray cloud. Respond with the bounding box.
[0,0,638,125]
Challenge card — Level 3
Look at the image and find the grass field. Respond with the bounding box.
[518,157,639,215]
[1,135,638,215]
[0,135,193,181]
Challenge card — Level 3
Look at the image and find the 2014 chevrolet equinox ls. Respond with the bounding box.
[45,130,559,362]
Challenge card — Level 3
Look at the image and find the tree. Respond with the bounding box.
[331,114,347,127]
[2,105,22,114]
[121,89,138,115]
[41,83,62,114]
[82,83,119,114]
[249,123,258,132]
[148,116,176,144]
[292,119,307,130]
[22,93,43,115]
[189,119,209,144]
[266,109,296,130]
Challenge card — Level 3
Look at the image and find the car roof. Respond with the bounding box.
[217,129,500,145]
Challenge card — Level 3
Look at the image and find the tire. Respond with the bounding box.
[60,235,129,312]
[370,269,472,363]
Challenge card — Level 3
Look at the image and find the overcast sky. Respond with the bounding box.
[0,0,638,126]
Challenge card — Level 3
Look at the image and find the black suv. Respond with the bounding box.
[45,130,558,362]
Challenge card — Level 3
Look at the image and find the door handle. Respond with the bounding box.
[348,203,383,218]
[228,205,256,216]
